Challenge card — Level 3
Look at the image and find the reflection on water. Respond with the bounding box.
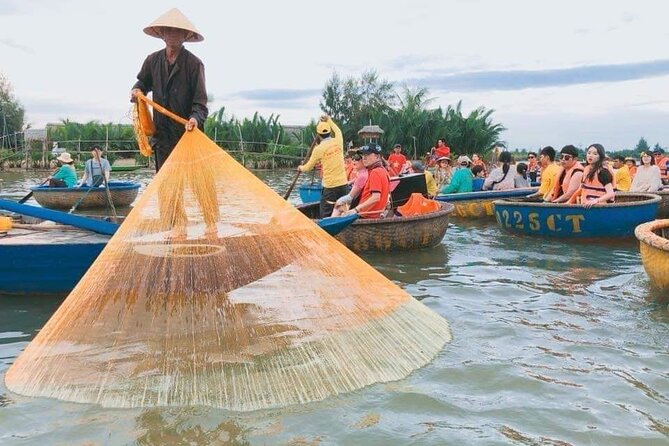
[0,170,668,445]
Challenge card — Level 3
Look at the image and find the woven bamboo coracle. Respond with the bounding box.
[32,184,139,209]
[656,188,669,218]
[635,218,669,292]
[335,202,454,252]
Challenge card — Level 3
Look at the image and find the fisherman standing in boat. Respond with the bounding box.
[130,8,208,172]
[298,115,348,218]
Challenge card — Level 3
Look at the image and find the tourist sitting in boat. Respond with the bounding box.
[410,161,438,197]
[388,144,407,176]
[80,146,111,187]
[483,151,515,190]
[441,156,474,194]
[471,164,485,191]
[526,152,541,183]
[342,143,390,219]
[471,153,487,177]
[526,146,561,201]
[630,152,663,192]
[332,151,369,216]
[550,145,584,203]
[47,152,77,188]
[434,156,452,189]
[514,162,530,188]
[578,143,615,208]
[625,157,637,179]
[427,138,451,167]
[652,147,669,184]
[612,155,631,192]
[298,115,348,218]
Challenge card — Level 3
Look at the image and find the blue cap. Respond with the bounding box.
[360,143,382,155]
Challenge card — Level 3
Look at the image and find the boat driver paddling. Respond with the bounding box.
[342,143,390,219]
[551,145,584,203]
[80,146,111,187]
[298,114,348,218]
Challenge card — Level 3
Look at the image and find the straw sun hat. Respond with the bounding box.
[57,152,73,163]
[143,8,204,42]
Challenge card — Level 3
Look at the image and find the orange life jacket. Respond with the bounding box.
[552,163,584,200]
[580,165,614,203]
[657,156,669,178]
[396,193,440,216]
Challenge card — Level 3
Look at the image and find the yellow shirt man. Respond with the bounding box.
[614,165,631,192]
[538,163,562,201]
[298,117,347,189]
[425,169,438,197]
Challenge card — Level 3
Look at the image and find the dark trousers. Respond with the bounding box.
[320,185,349,218]
[48,178,66,187]
[154,146,173,173]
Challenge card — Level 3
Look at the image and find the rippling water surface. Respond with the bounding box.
[0,170,667,445]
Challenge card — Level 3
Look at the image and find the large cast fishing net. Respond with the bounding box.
[5,97,451,411]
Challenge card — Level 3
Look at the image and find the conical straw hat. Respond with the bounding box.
[5,111,451,411]
[143,8,203,42]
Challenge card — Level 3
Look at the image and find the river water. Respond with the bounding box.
[0,169,667,445]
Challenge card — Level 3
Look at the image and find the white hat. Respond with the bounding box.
[457,155,472,165]
[143,8,204,42]
[57,152,73,163]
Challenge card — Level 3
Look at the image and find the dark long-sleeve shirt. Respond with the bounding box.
[133,47,208,152]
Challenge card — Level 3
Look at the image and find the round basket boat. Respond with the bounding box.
[656,188,669,218]
[492,193,660,238]
[635,219,669,292]
[334,201,454,252]
[31,181,140,210]
[435,187,537,219]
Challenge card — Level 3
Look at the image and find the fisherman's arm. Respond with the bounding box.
[188,61,208,131]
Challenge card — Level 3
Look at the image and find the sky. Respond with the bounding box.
[2,0,669,150]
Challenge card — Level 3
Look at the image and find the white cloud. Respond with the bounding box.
[1,0,669,148]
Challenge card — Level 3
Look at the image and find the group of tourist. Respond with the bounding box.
[45,147,111,188]
[298,116,390,220]
[525,144,667,207]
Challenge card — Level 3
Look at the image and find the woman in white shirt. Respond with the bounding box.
[483,151,515,190]
[630,152,662,192]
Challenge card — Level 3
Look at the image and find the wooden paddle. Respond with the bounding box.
[18,179,48,204]
[94,151,118,220]
[283,136,318,200]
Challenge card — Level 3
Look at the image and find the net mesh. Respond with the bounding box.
[5,100,451,411]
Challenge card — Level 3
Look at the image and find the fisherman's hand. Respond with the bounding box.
[320,114,330,122]
[130,88,142,103]
[186,117,198,132]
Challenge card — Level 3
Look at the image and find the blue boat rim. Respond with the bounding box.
[492,193,660,208]
[436,188,536,202]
